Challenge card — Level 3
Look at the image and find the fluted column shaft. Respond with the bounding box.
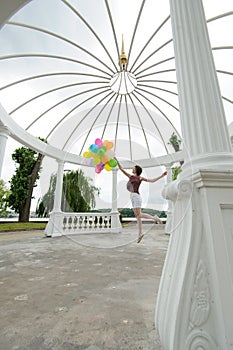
[170,0,231,165]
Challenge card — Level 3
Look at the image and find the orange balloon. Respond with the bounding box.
[101,154,109,164]
[103,140,114,150]
[107,141,114,150]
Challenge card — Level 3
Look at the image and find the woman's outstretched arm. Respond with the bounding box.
[141,171,167,183]
[114,157,131,178]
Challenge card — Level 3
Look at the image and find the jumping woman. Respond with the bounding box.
[115,157,167,243]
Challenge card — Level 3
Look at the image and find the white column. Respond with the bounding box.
[155,1,233,349]
[112,167,118,212]
[53,160,64,211]
[0,122,10,178]
[110,168,122,233]
[164,164,173,235]
[44,160,64,237]
[170,0,232,176]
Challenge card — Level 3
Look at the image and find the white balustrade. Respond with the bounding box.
[61,212,112,234]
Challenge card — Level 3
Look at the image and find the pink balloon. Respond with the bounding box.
[95,138,103,147]
[95,164,102,174]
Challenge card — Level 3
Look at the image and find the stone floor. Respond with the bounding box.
[0,223,169,350]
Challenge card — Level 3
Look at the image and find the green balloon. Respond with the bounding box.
[108,158,117,167]
[97,148,105,157]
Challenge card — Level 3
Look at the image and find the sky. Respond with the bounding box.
[0,0,233,212]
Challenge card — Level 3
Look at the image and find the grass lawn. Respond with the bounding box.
[0,222,47,232]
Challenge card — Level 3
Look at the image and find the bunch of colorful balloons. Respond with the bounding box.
[83,138,118,174]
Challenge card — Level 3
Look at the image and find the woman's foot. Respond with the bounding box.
[137,234,144,243]
[154,215,163,224]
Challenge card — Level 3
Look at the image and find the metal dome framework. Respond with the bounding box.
[0,0,233,162]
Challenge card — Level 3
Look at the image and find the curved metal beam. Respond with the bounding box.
[207,11,233,23]
[127,0,146,68]
[46,88,112,139]
[26,86,107,130]
[101,94,119,140]
[132,39,173,74]
[7,21,115,74]
[131,92,169,154]
[129,15,171,71]
[124,95,133,160]
[136,68,176,80]
[137,83,178,96]
[113,95,123,152]
[61,0,118,71]
[137,79,177,85]
[79,93,117,155]
[127,93,152,158]
[1,72,109,90]
[62,91,115,150]
[133,89,181,138]
[0,53,112,77]
[217,70,233,76]
[104,0,120,61]
[9,81,109,115]
[222,96,233,105]
[135,57,175,77]
[212,46,233,51]
[135,86,179,111]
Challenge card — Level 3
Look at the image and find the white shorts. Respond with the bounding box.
[130,192,142,209]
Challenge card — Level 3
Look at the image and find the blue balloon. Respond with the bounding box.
[90,144,99,153]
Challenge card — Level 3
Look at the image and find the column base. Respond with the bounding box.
[110,211,122,233]
[44,211,63,237]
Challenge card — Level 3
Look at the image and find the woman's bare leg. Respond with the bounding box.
[140,212,163,224]
[133,208,143,242]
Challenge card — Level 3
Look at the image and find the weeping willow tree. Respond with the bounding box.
[36,169,100,217]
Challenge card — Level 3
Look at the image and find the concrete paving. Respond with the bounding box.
[0,223,169,350]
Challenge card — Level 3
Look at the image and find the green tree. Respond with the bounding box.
[36,169,100,216]
[159,210,167,218]
[8,142,45,222]
[0,180,11,217]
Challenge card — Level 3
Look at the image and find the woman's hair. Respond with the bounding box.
[135,165,142,176]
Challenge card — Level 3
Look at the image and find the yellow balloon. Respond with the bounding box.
[93,155,100,165]
[104,163,112,171]
[83,151,89,158]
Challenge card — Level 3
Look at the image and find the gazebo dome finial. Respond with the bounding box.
[119,35,128,71]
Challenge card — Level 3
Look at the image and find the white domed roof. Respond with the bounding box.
[0,0,232,163]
